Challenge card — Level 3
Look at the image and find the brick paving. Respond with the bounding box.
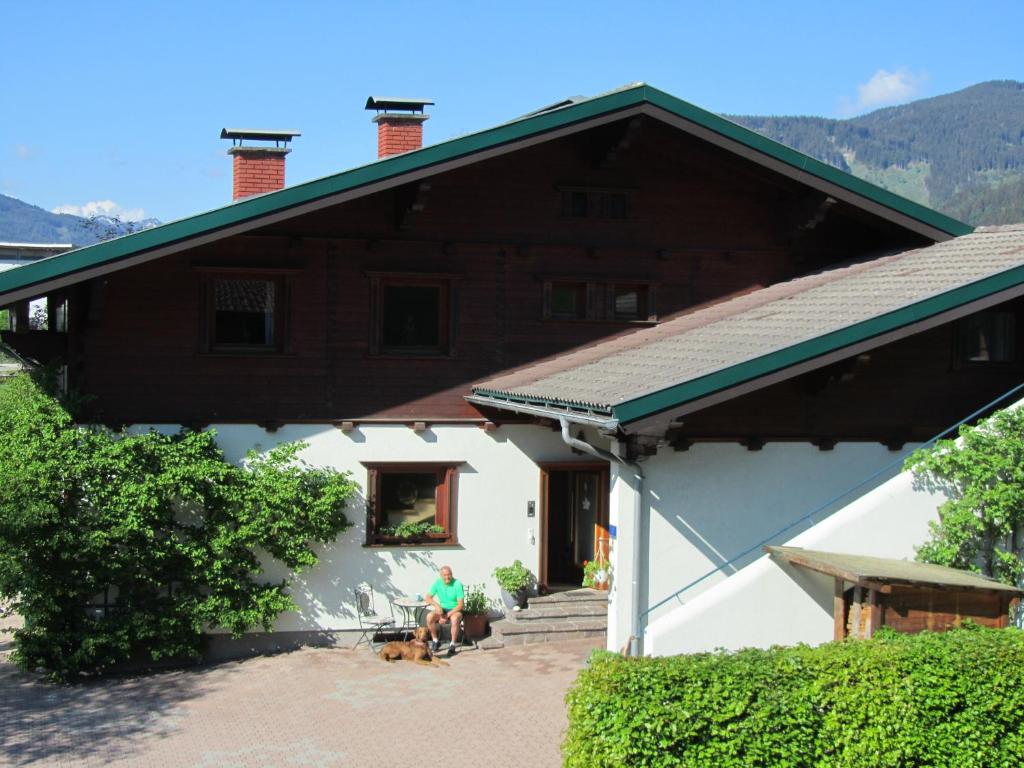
[0,627,601,768]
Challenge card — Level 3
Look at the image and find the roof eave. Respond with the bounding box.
[0,82,971,306]
[608,262,1024,427]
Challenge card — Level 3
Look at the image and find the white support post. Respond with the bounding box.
[607,439,642,653]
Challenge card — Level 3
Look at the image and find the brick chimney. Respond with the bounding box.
[220,128,301,200]
[365,97,434,158]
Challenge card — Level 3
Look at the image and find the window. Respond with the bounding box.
[550,282,586,319]
[560,187,632,220]
[957,311,1017,364]
[369,274,454,356]
[612,285,649,321]
[543,280,655,322]
[364,464,459,545]
[203,274,286,353]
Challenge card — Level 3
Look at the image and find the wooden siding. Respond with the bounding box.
[672,296,1024,445]
[6,116,945,427]
[881,586,1014,634]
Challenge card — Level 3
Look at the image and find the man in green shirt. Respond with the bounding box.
[426,565,464,656]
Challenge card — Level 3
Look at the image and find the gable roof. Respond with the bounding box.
[469,225,1024,428]
[766,546,1024,594]
[0,83,970,306]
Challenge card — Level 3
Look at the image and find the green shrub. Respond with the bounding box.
[0,373,358,680]
[564,628,1024,767]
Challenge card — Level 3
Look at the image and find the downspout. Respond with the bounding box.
[558,417,646,656]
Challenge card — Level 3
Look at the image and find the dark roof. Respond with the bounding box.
[469,225,1024,426]
[767,546,1024,594]
[0,83,969,307]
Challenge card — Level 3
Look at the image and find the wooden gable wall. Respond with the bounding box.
[18,116,947,427]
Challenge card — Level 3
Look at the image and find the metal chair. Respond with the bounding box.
[352,586,395,651]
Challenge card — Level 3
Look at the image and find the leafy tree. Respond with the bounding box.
[0,373,357,679]
[905,406,1024,585]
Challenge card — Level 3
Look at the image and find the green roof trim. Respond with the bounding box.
[609,260,1024,424]
[0,83,970,302]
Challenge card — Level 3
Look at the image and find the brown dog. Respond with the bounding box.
[378,626,449,667]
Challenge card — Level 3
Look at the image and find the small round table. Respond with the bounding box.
[392,597,428,638]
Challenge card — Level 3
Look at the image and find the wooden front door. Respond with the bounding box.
[539,464,609,588]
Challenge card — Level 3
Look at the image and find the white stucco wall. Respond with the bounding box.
[133,422,593,633]
[644,453,948,656]
[640,442,912,626]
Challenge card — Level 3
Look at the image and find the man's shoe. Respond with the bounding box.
[447,644,457,657]
[430,639,440,653]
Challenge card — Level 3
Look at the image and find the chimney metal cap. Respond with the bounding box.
[364,97,434,114]
[220,128,302,147]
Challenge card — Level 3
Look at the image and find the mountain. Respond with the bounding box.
[731,80,1024,226]
[0,194,160,246]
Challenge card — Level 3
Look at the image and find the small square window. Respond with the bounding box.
[373,278,451,356]
[562,190,589,218]
[958,311,1016,364]
[365,464,458,545]
[599,192,629,219]
[550,283,586,319]
[205,276,284,352]
[613,286,647,320]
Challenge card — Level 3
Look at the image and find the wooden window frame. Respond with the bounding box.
[197,268,292,355]
[362,462,460,546]
[367,273,458,358]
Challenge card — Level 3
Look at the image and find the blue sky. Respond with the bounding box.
[3,1,1023,224]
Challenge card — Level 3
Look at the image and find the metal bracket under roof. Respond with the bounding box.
[465,392,619,432]
[364,96,434,114]
[219,129,302,148]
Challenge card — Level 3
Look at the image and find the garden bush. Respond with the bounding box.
[564,627,1024,767]
[0,372,358,680]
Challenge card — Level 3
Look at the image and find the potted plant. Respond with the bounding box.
[492,560,533,610]
[582,556,612,590]
[461,583,491,640]
[375,521,447,544]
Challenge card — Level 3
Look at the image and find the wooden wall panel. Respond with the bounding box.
[18,115,964,427]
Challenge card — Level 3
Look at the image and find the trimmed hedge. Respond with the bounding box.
[564,627,1024,767]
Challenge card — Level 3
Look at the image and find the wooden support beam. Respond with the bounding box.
[834,578,846,641]
[13,300,30,334]
[866,588,882,638]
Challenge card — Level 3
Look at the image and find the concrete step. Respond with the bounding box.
[527,588,608,606]
[508,601,607,621]
[490,615,607,647]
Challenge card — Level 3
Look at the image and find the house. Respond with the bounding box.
[2,83,1022,656]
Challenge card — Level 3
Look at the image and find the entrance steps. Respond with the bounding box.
[482,588,608,648]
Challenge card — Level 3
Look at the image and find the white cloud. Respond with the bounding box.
[51,199,148,222]
[14,144,34,159]
[839,68,927,116]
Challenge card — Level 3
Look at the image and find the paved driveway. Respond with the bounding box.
[0,635,600,767]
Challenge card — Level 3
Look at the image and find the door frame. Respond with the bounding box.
[538,462,610,588]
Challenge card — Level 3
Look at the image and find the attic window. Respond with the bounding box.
[542,280,655,322]
[559,187,632,220]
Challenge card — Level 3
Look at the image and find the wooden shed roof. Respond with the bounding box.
[766,546,1024,594]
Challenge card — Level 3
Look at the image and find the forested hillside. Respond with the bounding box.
[0,195,158,246]
[733,80,1024,226]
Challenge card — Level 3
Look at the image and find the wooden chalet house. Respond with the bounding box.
[3,84,1024,655]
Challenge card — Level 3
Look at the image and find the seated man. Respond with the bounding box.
[426,565,464,656]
